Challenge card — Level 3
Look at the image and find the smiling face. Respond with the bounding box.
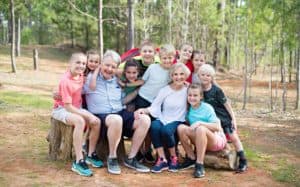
[192,54,205,71]
[187,87,202,108]
[125,66,138,82]
[87,54,100,71]
[69,54,87,76]
[179,44,193,62]
[140,45,155,65]
[160,52,175,69]
[171,67,187,87]
[198,70,213,87]
[100,56,118,80]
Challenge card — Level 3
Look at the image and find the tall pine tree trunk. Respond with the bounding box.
[10,0,17,73]
[98,0,103,59]
[126,0,134,50]
[296,46,300,110]
[16,17,21,57]
[242,1,248,110]
[168,0,172,43]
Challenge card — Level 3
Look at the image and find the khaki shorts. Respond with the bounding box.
[52,106,88,124]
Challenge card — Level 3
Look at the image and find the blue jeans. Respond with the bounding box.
[150,120,181,149]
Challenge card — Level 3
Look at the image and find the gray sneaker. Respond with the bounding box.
[107,158,121,175]
[124,157,150,173]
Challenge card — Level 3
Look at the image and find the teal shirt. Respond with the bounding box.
[187,101,219,125]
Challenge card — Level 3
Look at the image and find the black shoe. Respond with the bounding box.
[179,157,195,170]
[144,150,155,164]
[124,157,150,172]
[236,159,247,173]
[135,151,144,162]
[194,163,205,178]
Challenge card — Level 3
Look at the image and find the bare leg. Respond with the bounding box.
[66,114,85,162]
[106,114,122,158]
[229,131,244,151]
[128,114,150,158]
[195,126,218,164]
[87,116,100,156]
[177,125,196,160]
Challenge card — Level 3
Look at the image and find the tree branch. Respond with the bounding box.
[67,0,98,21]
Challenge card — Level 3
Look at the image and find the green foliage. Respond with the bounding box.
[21,27,37,44]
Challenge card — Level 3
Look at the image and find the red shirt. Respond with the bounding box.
[53,71,84,109]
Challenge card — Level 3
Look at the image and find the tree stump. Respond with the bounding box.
[96,137,126,163]
[204,143,237,170]
[47,118,74,161]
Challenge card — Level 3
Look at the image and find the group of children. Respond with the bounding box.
[52,40,247,178]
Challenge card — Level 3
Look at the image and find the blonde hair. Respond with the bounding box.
[169,63,191,81]
[140,40,155,50]
[69,52,86,63]
[159,44,176,56]
[198,64,216,78]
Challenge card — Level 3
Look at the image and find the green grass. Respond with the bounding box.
[272,159,300,186]
[0,91,52,110]
[0,172,8,187]
[245,148,300,186]
[0,45,72,62]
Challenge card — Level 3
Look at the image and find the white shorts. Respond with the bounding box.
[52,106,88,124]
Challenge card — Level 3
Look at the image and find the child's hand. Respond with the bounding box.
[134,108,146,120]
[118,79,126,88]
[52,90,61,100]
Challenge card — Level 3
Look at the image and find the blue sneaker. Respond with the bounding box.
[151,158,168,173]
[107,157,121,175]
[71,159,93,177]
[168,156,179,172]
[86,152,103,168]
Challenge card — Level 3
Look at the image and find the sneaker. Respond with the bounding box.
[144,150,155,164]
[151,158,168,173]
[86,152,103,168]
[236,158,248,173]
[178,157,195,170]
[136,151,144,162]
[71,159,93,177]
[168,156,179,172]
[107,157,121,175]
[194,163,205,178]
[124,157,150,172]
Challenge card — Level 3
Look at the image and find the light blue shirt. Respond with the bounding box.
[187,101,218,125]
[83,73,124,114]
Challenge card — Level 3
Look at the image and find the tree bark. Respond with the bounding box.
[47,118,74,161]
[126,0,134,50]
[33,49,38,70]
[16,17,21,57]
[296,46,300,110]
[10,0,17,73]
[168,0,172,43]
[98,0,103,59]
[242,2,248,110]
[204,143,237,170]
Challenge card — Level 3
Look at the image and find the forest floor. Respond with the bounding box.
[0,46,299,187]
